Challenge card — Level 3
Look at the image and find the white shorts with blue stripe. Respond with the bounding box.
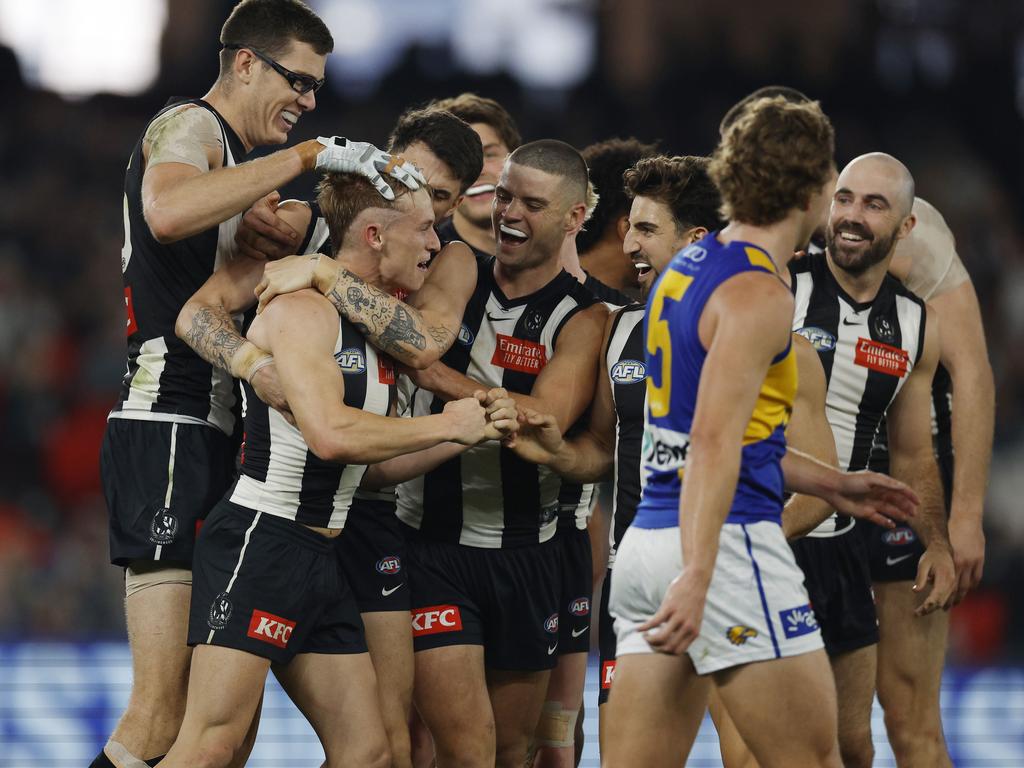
[610,520,823,675]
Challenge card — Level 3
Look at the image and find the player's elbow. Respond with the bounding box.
[304,426,363,465]
[145,202,188,244]
[175,301,199,343]
[402,347,442,370]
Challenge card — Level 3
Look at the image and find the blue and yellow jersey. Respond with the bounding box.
[634,233,797,529]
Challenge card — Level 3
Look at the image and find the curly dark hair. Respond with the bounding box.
[719,85,811,136]
[709,97,834,227]
[577,137,660,253]
[623,155,725,232]
[387,108,484,196]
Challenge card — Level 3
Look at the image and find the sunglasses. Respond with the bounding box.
[225,44,325,95]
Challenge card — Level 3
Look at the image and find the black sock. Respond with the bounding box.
[145,757,165,767]
[88,751,116,768]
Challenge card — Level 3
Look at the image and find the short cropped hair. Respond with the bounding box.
[509,139,589,204]
[428,93,522,152]
[387,108,484,196]
[710,97,834,227]
[577,137,660,253]
[719,85,811,136]
[624,155,725,233]
[317,173,409,254]
[219,0,333,77]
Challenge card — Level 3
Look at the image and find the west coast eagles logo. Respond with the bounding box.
[726,625,759,646]
[208,591,233,630]
[149,508,178,545]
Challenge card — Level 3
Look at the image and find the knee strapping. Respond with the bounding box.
[536,702,579,749]
[125,562,191,598]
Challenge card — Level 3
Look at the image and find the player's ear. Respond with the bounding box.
[896,213,916,242]
[687,226,708,244]
[615,215,630,243]
[565,202,587,236]
[363,222,386,252]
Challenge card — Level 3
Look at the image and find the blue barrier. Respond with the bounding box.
[1,642,1022,766]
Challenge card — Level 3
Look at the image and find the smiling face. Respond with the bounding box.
[400,141,463,224]
[826,159,913,276]
[491,161,581,272]
[237,40,326,148]
[623,195,700,297]
[377,187,441,293]
[458,122,510,227]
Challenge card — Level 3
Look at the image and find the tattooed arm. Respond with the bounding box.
[256,241,478,369]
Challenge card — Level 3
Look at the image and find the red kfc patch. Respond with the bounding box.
[854,338,909,377]
[411,605,463,637]
[601,660,616,690]
[124,287,138,336]
[378,355,396,385]
[491,334,547,374]
[246,610,296,649]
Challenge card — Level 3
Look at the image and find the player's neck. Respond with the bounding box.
[560,240,586,285]
[494,255,563,300]
[202,86,253,153]
[335,249,382,292]
[451,211,496,255]
[718,217,803,275]
[579,236,635,295]
[825,252,891,304]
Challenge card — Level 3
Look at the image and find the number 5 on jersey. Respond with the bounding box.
[646,270,693,418]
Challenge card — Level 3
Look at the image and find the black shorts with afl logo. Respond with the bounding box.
[403,523,561,671]
[861,452,954,583]
[101,418,237,567]
[335,496,410,613]
[188,500,366,665]
[556,523,593,655]
[790,529,879,656]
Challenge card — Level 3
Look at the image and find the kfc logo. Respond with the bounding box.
[601,660,616,690]
[124,287,138,336]
[377,355,395,385]
[411,605,463,636]
[247,610,296,649]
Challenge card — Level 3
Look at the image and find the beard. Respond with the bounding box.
[825,221,896,276]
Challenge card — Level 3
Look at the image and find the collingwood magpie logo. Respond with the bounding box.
[149,508,178,545]
[874,315,895,343]
[524,310,544,338]
[208,592,233,630]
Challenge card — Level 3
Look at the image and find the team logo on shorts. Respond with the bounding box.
[376,555,402,575]
[411,605,462,636]
[207,592,233,630]
[796,326,836,352]
[779,605,819,639]
[611,360,646,384]
[458,324,475,346]
[334,347,366,374]
[568,597,590,617]
[601,660,616,689]
[882,527,916,546]
[726,625,758,646]
[149,508,178,545]
[544,613,560,634]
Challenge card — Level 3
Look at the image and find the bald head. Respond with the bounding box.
[840,153,915,217]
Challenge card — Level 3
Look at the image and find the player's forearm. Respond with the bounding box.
[309,411,458,466]
[549,432,614,483]
[949,363,994,522]
[781,494,834,539]
[892,453,949,549]
[147,141,317,243]
[361,441,467,489]
[780,448,843,498]
[678,438,739,581]
[313,257,455,368]
[177,301,270,381]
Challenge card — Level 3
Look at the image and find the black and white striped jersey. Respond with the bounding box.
[109,99,245,435]
[397,258,598,548]
[231,315,396,529]
[605,304,647,566]
[790,253,927,536]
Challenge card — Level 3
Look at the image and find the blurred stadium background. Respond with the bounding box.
[1,0,1022,764]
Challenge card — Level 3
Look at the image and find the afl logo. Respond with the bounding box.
[149,508,178,545]
[458,324,474,346]
[797,326,836,352]
[544,613,559,634]
[376,555,402,575]
[611,360,646,384]
[882,527,916,546]
[208,592,233,630]
[334,347,366,374]
[569,597,590,617]
[679,244,707,263]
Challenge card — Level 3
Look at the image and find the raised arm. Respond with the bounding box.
[250,290,488,465]
[929,279,993,599]
[254,241,479,368]
[887,304,956,614]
